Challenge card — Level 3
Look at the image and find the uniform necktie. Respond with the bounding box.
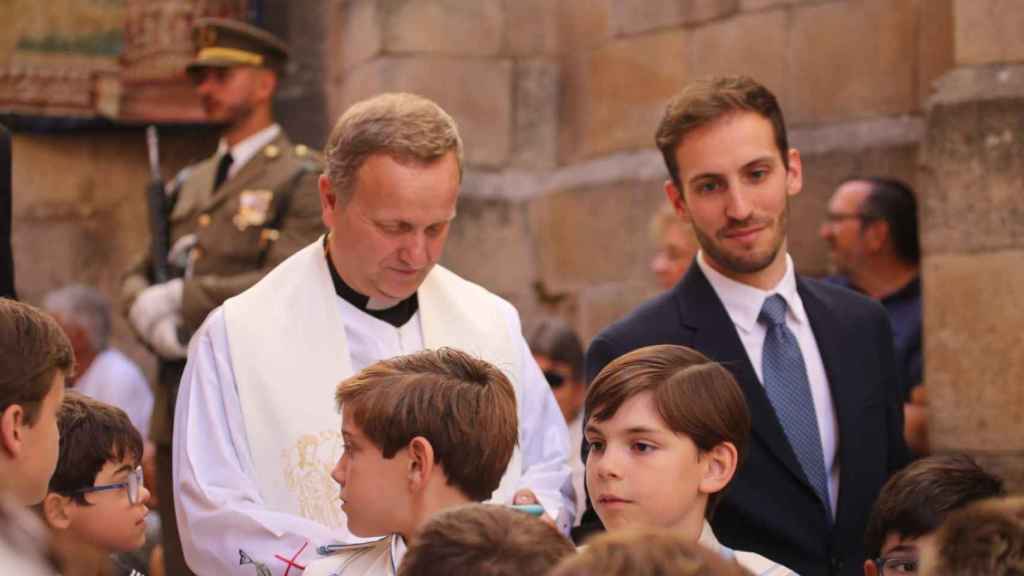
[759,294,831,518]
[213,152,233,191]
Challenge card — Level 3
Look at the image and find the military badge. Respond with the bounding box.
[233,190,274,230]
[198,26,218,49]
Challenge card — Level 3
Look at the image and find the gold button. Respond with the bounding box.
[295,144,308,157]
[264,144,280,159]
[198,214,211,228]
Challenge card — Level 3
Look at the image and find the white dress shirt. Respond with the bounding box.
[173,297,574,575]
[215,123,282,180]
[74,348,153,437]
[696,251,839,516]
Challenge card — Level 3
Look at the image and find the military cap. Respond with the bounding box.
[187,17,289,75]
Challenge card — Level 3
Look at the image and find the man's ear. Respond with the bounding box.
[698,442,738,496]
[862,219,890,254]
[42,492,73,531]
[785,148,803,198]
[0,404,25,458]
[664,180,690,222]
[407,437,435,492]
[863,558,879,576]
[319,174,337,228]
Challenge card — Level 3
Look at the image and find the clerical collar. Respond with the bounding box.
[324,247,419,328]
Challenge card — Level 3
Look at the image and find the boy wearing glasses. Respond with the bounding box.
[39,391,150,573]
[863,454,1004,576]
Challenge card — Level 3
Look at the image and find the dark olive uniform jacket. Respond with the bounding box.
[122,131,324,445]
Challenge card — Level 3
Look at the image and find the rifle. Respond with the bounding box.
[145,125,170,283]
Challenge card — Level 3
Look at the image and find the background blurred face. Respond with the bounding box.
[651,221,698,289]
[820,180,873,277]
[69,456,151,552]
[192,65,268,127]
[15,372,64,505]
[533,354,584,423]
[321,153,460,303]
[332,407,410,537]
[667,111,801,286]
[585,392,708,535]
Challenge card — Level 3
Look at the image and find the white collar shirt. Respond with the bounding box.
[696,251,839,517]
[215,123,281,181]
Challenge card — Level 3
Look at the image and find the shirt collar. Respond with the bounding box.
[696,250,807,333]
[324,238,419,328]
[216,123,281,172]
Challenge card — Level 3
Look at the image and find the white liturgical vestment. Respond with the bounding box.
[173,240,573,575]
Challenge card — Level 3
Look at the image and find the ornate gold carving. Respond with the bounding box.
[282,430,345,529]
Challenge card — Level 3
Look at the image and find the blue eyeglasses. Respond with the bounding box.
[66,466,144,505]
[873,554,918,575]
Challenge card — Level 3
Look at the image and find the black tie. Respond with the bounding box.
[213,152,233,191]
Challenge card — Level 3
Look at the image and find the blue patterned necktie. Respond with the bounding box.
[759,294,831,518]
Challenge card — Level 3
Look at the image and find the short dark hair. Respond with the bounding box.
[585,344,750,517]
[922,496,1024,576]
[656,75,789,187]
[336,348,517,502]
[550,528,752,576]
[0,299,74,426]
[864,454,1005,558]
[844,177,920,264]
[397,503,575,576]
[526,317,584,381]
[48,391,143,504]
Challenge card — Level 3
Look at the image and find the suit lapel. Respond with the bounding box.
[678,267,817,496]
[798,279,863,524]
[201,133,291,213]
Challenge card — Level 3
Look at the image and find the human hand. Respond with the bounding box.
[129,278,183,338]
[147,314,187,359]
[513,489,556,528]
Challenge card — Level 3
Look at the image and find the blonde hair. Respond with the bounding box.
[324,93,464,203]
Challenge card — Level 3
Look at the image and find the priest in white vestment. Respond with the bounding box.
[172,93,574,575]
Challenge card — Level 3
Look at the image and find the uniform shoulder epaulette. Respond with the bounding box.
[292,143,325,171]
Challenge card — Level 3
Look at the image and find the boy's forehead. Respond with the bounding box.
[881,531,920,555]
[588,391,670,432]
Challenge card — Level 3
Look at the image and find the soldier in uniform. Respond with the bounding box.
[121,17,324,576]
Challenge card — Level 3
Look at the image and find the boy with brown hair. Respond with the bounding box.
[863,454,1004,576]
[398,503,574,576]
[919,496,1024,576]
[40,391,151,575]
[303,347,520,575]
[584,344,793,574]
[551,528,752,576]
[0,298,73,505]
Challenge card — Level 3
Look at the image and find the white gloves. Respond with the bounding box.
[129,278,186,359]
[149,315,187,359]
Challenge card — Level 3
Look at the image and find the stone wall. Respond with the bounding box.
[919,0,1024,490]
[323,0,953,340]
[10,126,217,373]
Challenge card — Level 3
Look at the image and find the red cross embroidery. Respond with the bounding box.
[275,541,308,576]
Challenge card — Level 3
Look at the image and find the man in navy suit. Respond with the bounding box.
[581,76,909,576]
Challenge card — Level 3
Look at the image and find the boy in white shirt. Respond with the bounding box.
[583,344,796,575]
[304,347,519,576]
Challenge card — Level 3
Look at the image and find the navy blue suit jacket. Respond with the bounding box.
[582,263,909,576]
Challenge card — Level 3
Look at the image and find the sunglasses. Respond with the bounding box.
[66,466,145,505]
[543,370,567,389]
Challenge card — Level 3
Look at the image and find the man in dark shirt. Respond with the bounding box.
[820,177,922,398]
